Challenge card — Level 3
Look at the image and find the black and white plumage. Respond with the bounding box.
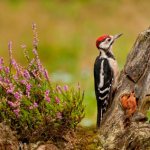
[94,34,122,128]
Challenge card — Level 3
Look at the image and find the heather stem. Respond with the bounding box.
[22,44,30,63]
[32,23,39,50]
[8,41,13,75]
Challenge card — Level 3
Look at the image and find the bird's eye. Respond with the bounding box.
[107,38,111,42]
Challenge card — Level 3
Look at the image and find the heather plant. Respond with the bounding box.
[0,24,85,142]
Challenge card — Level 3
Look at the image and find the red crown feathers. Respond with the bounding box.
[96,35,110,48]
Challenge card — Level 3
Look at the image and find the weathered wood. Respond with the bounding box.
[99,28,150,150]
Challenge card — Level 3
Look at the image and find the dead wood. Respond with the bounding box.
[99,27,150,150]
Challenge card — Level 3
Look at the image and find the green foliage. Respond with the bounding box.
[147,109,150,122]
[0,24,85,142]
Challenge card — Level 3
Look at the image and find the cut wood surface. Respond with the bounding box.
[99,28,150,150]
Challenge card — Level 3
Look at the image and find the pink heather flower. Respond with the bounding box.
[7,100,20,108]
[11,59,16,66]
[31,69,40,79]
[0,57,4,64]
[0,76,2,81]
[23,70,30,79]
[20,79,26,85]
[15,101,20,107]
[7,88,14,94]
[4,78,10,84]
[45,90,50,96]
[7,84,15,94]
[64,85,69,91]
[44,69,49,81]
[56,112,62,119]
[28,58,35,68]
[8,41,13,61]
[29,102,38,110]
[0,57,4,71]
[26,83,31,92]
[33,102,38,108]
[22,44,30,61]
[44,90,50,103]
[13,108,20,117]
[7,101,16,107]
[14,92,22,100]
[29,106,33,110]
[36,58,44,73]
[32,23,39,47]
[11,59,22,74]
[45,97,50,103]
[26,92,30,98]
[13,75,18,80]
[9,83,14,87]
[55,97,60,104]
[26,83,31,98]
[4,67,10,74]
[32,48,39,59]
[11,59,20,75]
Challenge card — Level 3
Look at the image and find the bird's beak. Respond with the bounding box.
[113,33,123,40]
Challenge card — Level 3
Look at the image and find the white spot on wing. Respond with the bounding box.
[98,87,110,93]
[103,107,106,111]
[103,100,108,105]
[99,94,108,100]
[99,60,104,88]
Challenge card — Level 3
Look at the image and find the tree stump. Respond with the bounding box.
[99,28,150,150]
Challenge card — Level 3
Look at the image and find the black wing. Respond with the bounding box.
[94,57,113,127]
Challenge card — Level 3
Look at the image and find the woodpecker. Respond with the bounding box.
[94,33,122,128]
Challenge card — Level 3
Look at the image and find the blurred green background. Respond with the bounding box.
[0,0,150,126]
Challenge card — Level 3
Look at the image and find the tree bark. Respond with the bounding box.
[99,28,150,150]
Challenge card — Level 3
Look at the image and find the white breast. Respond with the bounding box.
[108,58,119,87]
[99,50,119,88]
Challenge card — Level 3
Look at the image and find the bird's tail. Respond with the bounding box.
[97,103,102,128]
[97,94,112,128]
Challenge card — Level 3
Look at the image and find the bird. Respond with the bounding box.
[94,33,122,128]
